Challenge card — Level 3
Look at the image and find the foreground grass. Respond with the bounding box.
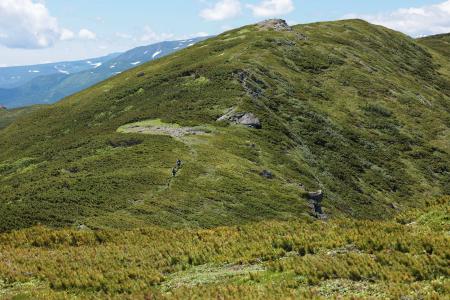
[0,198,448,299]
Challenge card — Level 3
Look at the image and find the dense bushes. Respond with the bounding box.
[0,199,448,299]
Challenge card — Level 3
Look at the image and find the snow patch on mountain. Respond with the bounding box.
[87,61,102,68]
[152,50,162,58]
[54,66,69,75]
[57,69,70,75]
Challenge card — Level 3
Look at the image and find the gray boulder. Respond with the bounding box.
[308,190,324,202]
[238,113,261,128]
[258,19,292,32]
[260,170,274,179]
[218,109,262,129]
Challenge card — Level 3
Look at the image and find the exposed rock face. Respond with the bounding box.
[0,105,6,110]
[238,113,261,128]
[218,109,262,129]
[235,70,264,99]
[258,19,292,32]
[260,170,274,179]
[389,202,400,210]
[77,224,89,230]
[296,32,308,41]
[307,190,327,219]
[308,190,324,202]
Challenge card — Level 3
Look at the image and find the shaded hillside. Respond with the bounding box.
[418,33,450,59]
[0,19,449,232]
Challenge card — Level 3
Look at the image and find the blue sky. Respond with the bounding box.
[0,0,449,66]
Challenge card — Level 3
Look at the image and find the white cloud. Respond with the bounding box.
[0,0,62,48]
[193,32,210,37]
[95,16,104,24]
[347,0,450,36]
[200,0,242,21]
[78,29,97,40]
[60,28,75,41]
[140,26,174,43]
[115,32,133,39]
[247,0,294,17]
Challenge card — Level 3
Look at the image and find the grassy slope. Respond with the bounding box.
[0,20,449,232]
[417,33,450,84]
[0,198,448,299]
[418,33,450,59]
[0,105,45,129]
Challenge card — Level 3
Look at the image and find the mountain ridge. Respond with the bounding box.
[0,19,449,232]
[0,53,120,89]
[0,19,449,299]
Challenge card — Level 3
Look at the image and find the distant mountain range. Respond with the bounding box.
[0,37,207,108]
[0,53,121,89]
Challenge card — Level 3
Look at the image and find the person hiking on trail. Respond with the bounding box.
[176,159,182,168]
[172,167,177,177]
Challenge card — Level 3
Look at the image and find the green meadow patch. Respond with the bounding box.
[117,118,213,138]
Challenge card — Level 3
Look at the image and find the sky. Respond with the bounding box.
[0,0,450,66]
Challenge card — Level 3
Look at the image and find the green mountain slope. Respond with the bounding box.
[0,105,45,130]
[418,33,450,59]
[0,19,449,232]
[417,33,450,80]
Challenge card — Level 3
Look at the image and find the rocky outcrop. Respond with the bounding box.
[260,170,274,179]
[308,190,324,202]
[306,190,327,219]
[235,70,265,99]
[258,19,292,32]
[217,109,262,129]
[238,113,261,128]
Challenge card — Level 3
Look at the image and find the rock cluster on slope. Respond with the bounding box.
[258,19,292,31]
[217,108,262,129]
